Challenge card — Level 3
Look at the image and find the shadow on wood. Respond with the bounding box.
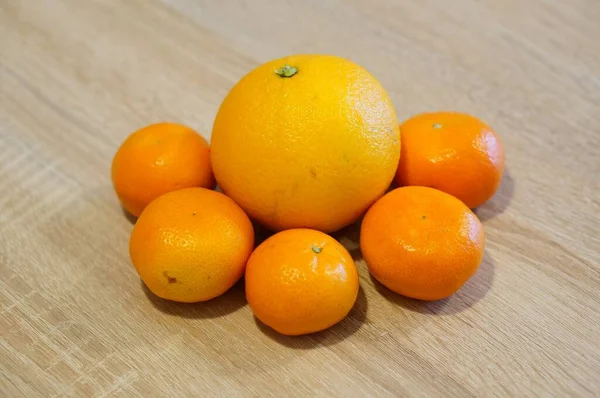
[121,205,137,225]
[371,251,495,315]
[474,167,515,222]
[255,285,367,349]
[331,220,362,260]
[142,278,247,319]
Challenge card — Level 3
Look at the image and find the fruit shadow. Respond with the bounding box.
[255,286,367,349]
[371,251,495,315]
[141,278,247,319]
[253,222,274,246]
[331,221,362,260]
[474,167,514,222]
[122,206,137,225]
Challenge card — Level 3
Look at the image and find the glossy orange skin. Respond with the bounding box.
[246,229,359,335]
[112,123,215,217]
[360,186,485,301]
[395,112,504,209]
[129,188,254,303]
[211,54,400,233]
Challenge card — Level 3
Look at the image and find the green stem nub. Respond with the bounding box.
[312,246,322,254]
[275,65,298,78]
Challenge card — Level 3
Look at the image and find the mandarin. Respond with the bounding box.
[246,229,359,335]
[360,186,485,301]
[112,123,214,217]
[395,112,504,208]
[129,188,254,303]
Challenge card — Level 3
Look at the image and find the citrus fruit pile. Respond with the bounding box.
[112,54,504,336]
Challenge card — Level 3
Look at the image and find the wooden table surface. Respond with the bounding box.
[1,0,599,396]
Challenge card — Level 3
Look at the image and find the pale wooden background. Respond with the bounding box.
[1,0,599,396]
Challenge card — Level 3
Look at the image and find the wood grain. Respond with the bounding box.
[1,0,599,396]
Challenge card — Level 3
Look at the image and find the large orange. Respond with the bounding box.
[395,112,505,209]
[129,188,254,303]
[360,186,485,301]
[112,122,215,217]
[246,229,359,335]
[211,55,400,233]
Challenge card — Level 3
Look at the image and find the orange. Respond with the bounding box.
[129,188,254,303]
[112,122,215,217]
[360,186,485,301]
[211,54,400,233]
[246,229,359,335]
[395,112,505,209]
